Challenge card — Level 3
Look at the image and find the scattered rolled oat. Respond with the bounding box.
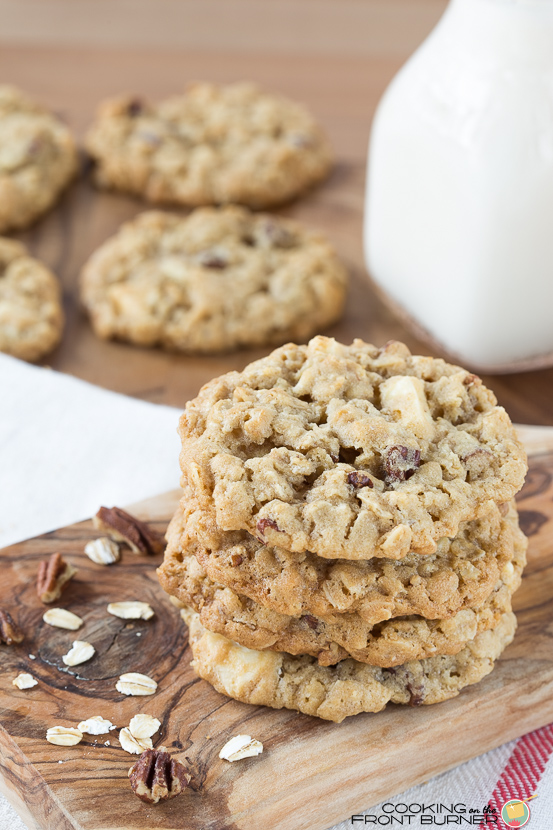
[107,601,154,621]
[12,673,37,690]
[43,608,83,630]
[0,610,24,645]
[129,713,161,740]
[128,749,191,804]
[37,552,77,604]
[219,734,263,762]
[119,727,153,755]
[94,506,165,556]
[46,726,83,746]
[62,640,95,666]
[116,672,157,696]
[84,537,120,565]
[78,716,116,735]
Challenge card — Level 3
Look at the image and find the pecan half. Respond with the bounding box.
[347,471,373,489]
[128,749,191,804]
[94,507,165,556]
[384,445,421,484]
[0,610,24,645]
[37,553,77,604]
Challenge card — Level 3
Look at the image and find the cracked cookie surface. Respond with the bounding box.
[80,208,347,353]
[0,238,64,361]
[159,506,524,667]
[180,337,528,559]
[170,491,526,622]
[0,86,77,232]
[85,82,332,208]
[183,608,516,722]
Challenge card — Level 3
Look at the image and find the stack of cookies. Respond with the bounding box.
[158,337,528,722]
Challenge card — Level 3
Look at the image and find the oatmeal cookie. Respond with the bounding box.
[183,608,516,722]
[0,238,64,361]
[180,337,527,559]
[0,86,77,232]
[159,515,524,667]
[85,82,332,208]
[172,491,525,622]
[80,207,347,352]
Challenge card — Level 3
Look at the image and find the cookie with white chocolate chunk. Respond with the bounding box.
[0,237,64,362]
[183,607,517,723]
[166,489,526,623]
[179,337,527,560]
[159,504,525,667]
[85,82,332,209]
[80,207,347,354]
[0,85,77,232]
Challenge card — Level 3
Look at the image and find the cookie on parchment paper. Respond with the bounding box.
[180,337,527,560]
[0,86,77,233]
[0,238,64,362]
[182,607,517,722]
[85,82,332,208]
[80,207,347,353]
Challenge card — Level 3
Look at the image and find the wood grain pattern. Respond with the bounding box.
[0,434,552,830]
[1,41,553,424]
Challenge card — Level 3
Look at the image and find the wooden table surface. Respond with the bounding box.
[1,0,552,425]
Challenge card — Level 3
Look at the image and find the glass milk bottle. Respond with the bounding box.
[364,0,553,372]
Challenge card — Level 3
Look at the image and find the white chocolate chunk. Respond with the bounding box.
[219,734,263,762]
[380,375,434,442]
[43,608,83,630]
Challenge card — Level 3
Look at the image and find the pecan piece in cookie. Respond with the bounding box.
[197,249,227,269]
[384,445,421,484]
[304,615,319,631]
[127,98,145,117]
[406,679,425,707]
[255,218,297,249]
[0,610,24,645]
[128,749,191,804]
[37,553,77,604]
[256,518,281,538]
[94,506,165,556]
[462,448,493,479]
[347,471,373,489]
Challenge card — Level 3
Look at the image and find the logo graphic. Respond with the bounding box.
[500,799,532,827]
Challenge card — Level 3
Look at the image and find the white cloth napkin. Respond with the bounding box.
[1,355,551,830]
[0,354,181,548]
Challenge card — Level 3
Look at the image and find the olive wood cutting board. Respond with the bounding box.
[0,424,552,830]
